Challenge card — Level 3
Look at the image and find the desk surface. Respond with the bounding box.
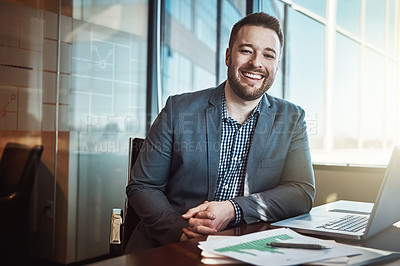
[91,222,400,266]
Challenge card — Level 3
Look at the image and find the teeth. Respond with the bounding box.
[243,72,263,80]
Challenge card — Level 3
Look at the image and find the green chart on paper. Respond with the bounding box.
[215,234,293,256]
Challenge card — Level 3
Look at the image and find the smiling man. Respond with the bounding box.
[126,12,315,252]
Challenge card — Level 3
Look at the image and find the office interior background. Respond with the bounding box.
[0,0,399,264]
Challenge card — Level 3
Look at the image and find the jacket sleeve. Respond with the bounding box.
[233,109,316,223]
[125,96,188,246]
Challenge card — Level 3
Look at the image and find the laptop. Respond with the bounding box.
[271,145,400,240]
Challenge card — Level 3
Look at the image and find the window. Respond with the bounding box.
[336,0,361,37]
[286,9,325,149]
[293,0,326,17]
[161,0,247,105]
[333,33,360,150]
[161,0,217,104]
[262,0,400,166]
[217,0,247,84]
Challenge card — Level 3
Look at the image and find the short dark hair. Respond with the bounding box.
[228,12,284,50]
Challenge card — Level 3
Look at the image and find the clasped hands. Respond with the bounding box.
[179,200,235,241]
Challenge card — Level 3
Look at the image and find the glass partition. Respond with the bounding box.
[0,0,148,263]
[69,0,148,260]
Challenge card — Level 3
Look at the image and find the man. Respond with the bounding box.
[125,12,315,252]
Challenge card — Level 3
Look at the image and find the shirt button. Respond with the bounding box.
[224,184,229,189]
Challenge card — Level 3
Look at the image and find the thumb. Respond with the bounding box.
[182,203,209,219]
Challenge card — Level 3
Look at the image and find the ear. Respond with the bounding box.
[225,48,231,67]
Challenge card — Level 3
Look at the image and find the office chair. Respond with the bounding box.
[0,142,44,264]
[109,137,144,257]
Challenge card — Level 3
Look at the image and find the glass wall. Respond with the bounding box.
[69,0,148,261]
[262,0,400,166]
[0,0,148,263]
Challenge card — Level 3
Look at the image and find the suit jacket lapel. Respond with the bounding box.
[246,94,276,193]
[205,83,224,200]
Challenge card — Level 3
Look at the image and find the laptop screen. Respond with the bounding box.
[365,146,400,238]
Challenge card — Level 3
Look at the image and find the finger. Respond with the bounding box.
[179,232,188,242]
[188,217,214,228]
[182,227,202,239]
[194,210,216,220]
[182,207,201,219]
[189,225,217,235]
[182,203,209,219]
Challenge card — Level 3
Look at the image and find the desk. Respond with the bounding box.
[90,222,400,266]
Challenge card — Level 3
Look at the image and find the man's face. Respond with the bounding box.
[226,25,281,101]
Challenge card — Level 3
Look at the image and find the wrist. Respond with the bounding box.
[226,200,236,222]
[228,199,242,225]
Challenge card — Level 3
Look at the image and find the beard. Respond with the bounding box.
[227,59,275,101]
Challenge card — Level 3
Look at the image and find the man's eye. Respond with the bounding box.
[265,54,275,59]
[241,50,251,54]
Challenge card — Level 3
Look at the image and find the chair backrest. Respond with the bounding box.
[0,142,43,200]
[0,142,44,262]
[123,137,144,250]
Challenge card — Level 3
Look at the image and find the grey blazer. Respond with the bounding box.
[125,82,315,251]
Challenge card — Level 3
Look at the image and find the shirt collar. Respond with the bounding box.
[222,91,263,122]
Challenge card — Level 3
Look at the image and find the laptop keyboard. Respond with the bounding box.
[317,215,369,232]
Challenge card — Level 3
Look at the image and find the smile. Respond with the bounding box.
[241,71,264,80]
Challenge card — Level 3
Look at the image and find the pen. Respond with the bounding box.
[266,242,330,250]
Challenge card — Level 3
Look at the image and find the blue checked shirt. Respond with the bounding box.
[213,92,262,225]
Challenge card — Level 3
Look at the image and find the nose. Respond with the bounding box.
[248,53,263,68]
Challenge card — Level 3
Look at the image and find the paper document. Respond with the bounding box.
[198,228,361,266]
[201,236,244,264]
